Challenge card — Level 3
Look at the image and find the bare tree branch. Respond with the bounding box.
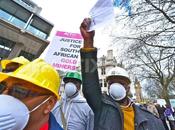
[145,0,175,23]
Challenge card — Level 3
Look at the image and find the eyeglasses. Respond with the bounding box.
[2,63,20,73]
[2,69,15,73]
[0,82,48,99]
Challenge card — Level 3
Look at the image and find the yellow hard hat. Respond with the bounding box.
[0,58,61,99]
[1,56,30,69]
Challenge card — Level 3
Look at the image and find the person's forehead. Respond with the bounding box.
[108,77,131,86]
[108,77,127,82]
[64,78,80,83]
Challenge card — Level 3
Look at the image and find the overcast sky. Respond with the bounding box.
[33,0,113,57]
[34,0,95,32]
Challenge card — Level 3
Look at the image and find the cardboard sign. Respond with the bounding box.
[44,31,83,71]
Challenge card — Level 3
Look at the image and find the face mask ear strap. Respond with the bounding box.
[29,96,51,113]
[69,89,79,98]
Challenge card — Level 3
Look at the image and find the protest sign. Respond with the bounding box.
[44,31,83,71]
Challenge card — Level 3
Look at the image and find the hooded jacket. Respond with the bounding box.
[80,48,165,130]
[52,93,94,130]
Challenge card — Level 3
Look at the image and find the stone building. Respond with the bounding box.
[98,50,117,93]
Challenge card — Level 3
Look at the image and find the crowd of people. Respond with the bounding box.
[0,18,174,130]
[144,102,175,130]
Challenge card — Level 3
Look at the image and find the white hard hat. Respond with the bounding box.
[106,66,131,84]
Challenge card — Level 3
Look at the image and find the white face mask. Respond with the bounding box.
[109,83,126,101]
[0,95,51,130]
[64,82,77,98]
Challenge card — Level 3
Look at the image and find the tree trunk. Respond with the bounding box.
[162,86,170,106]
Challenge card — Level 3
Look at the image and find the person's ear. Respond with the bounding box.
[44,96,57,114]
[126,85,130,94]
[77,83,81,90]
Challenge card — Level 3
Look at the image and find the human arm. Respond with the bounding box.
[80,18,102,112]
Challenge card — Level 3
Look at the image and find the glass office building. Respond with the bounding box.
[0,0,53,61]
[0,9,47,39]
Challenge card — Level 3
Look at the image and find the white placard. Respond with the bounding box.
[44,31,83,71]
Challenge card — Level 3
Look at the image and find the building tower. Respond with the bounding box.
[134,78,143,103]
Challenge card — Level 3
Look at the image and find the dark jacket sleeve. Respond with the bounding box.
[80,48,102,112]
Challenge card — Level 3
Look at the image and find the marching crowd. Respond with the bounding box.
[145,102,175,130]
[0,18,174,130]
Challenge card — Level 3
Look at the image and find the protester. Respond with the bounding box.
[52,71,94,130]
[147,101,159,117]
[142,103,148,109]
[1,56,30,72]
[164,104,175,130]
[0,58,63,130]
[155,104,169,130]
[80,18,165,130]
[173,107,175,118]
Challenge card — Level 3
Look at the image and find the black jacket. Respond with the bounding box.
[80,48,165,130]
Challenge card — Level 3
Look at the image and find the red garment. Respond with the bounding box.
[40,122,49,130]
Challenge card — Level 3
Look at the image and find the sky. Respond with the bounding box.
[33,0,113,57]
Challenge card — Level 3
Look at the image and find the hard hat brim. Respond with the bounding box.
[0,72,60,100]
[0,72,9,82]
[1,60,12,69]
[106,75,131,85]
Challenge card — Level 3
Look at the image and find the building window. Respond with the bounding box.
[26,25,47,39]
[0,37,16,60]
[99,79,103,87]
[101,67,106,75]
[18,50,35,61]
[104,79,107,87]
[0,9,11,21]
[0,9,26,29]
[0,9,48,39]
[15,0,34,11]
[10,17,26,28]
